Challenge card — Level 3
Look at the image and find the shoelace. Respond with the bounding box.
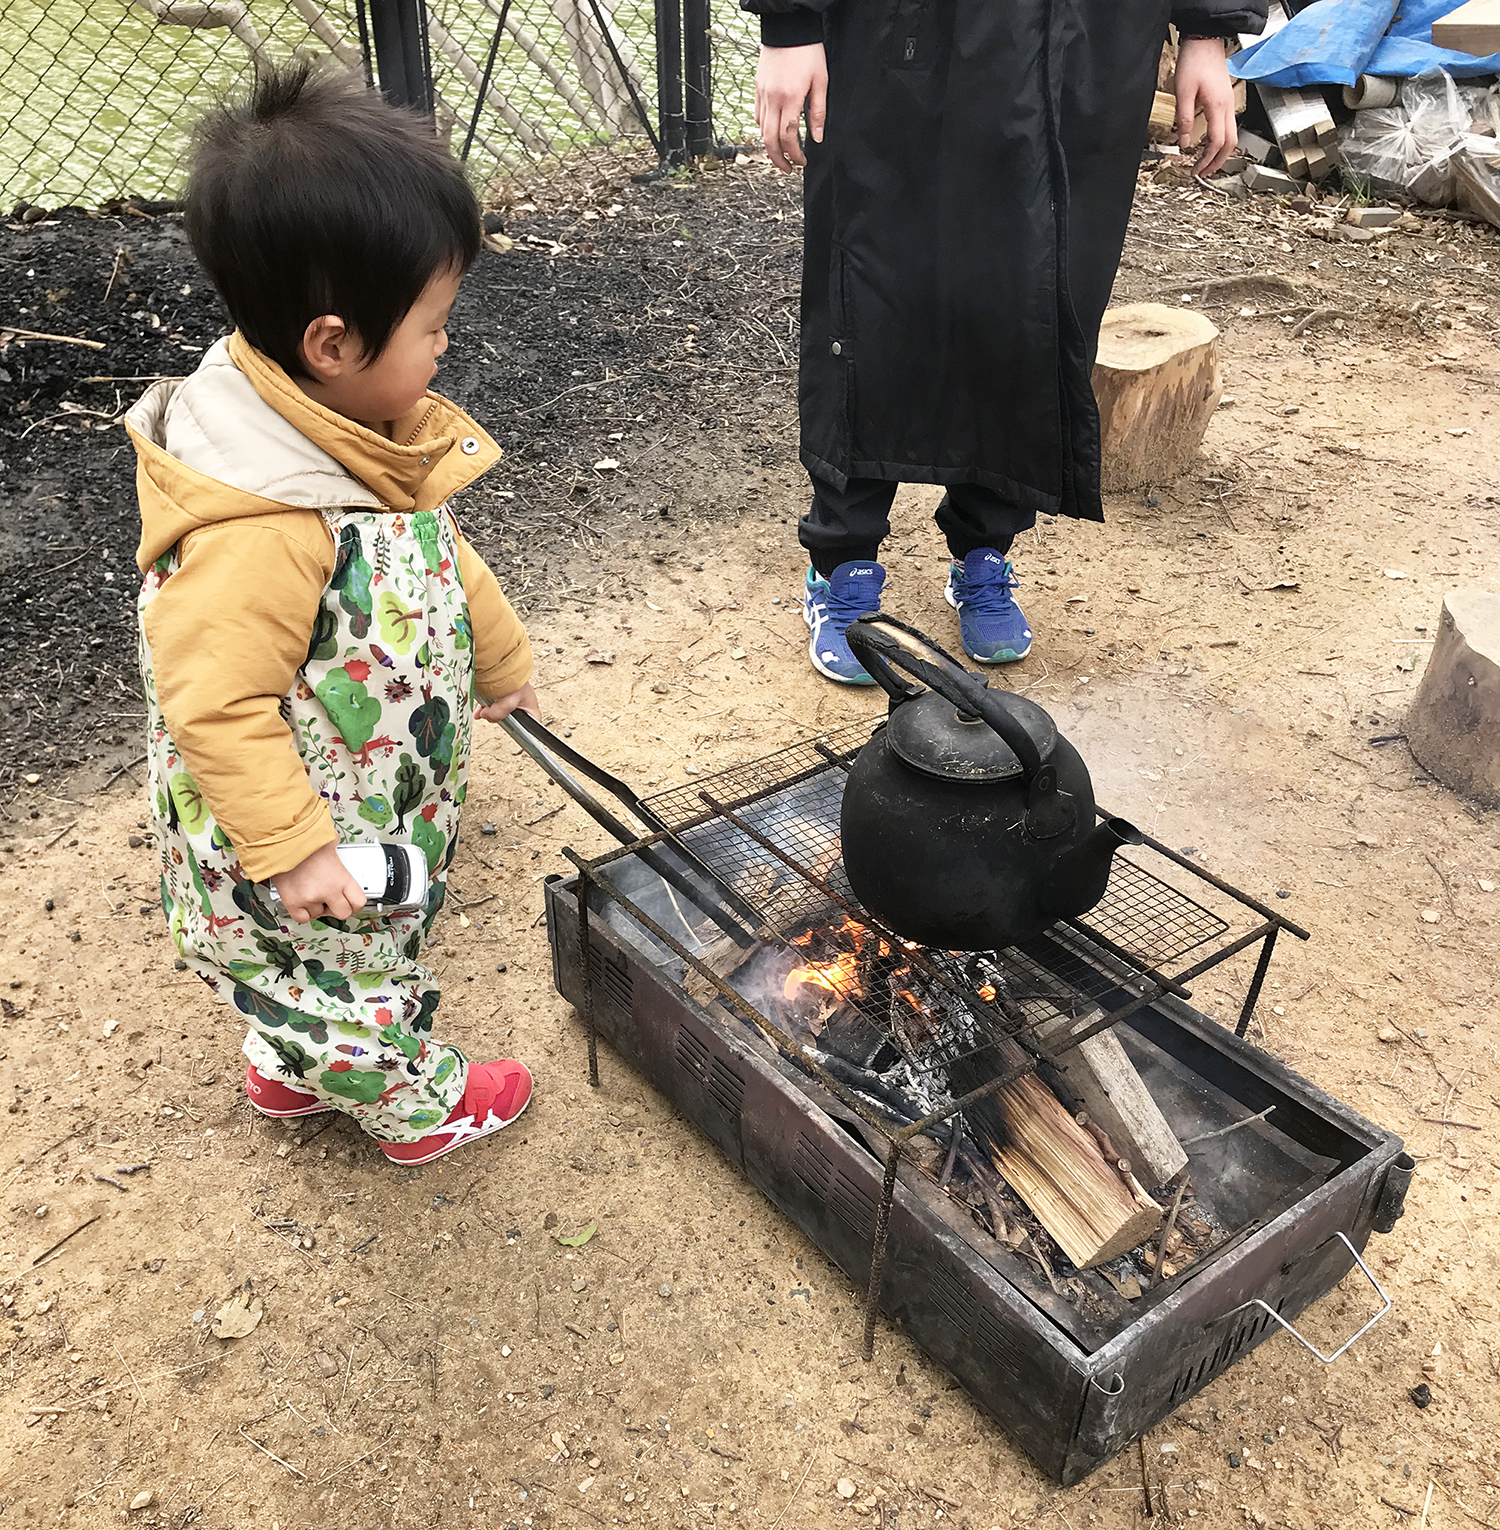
[820,575,884,629]
[955,562,1019,617]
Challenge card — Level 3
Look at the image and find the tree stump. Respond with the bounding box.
[1092,303,1222,492]
[1405,588,1500,809]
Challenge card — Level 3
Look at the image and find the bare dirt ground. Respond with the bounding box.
[3,157,1500,1530]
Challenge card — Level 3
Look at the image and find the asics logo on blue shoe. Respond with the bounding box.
[804,560,886,685]
[946,547,1032,664]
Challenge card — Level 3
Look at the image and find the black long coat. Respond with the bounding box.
[744,0,1266,520]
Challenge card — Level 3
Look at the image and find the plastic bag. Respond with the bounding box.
[1338,69,1494,202]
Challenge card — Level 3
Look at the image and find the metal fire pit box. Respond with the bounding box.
[538,725,1410,1485]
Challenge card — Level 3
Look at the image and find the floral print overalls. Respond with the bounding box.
[140,507,475,1141]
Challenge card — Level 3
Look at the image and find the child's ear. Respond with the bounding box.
[301,314,353,381]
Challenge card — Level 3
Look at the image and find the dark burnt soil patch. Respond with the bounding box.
[0,161,802,812]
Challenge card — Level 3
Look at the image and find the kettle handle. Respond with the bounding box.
[846,615,1048,782]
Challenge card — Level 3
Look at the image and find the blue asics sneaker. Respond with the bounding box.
[803,561,887,684]
[945,548,1032,663]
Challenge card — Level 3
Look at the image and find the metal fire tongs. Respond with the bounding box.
[500,712,762,948]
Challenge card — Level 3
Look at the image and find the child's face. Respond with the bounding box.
[353,266,463,423]
[301,266,463,428]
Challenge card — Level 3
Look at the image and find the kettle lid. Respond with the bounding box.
[885,689,1058,783]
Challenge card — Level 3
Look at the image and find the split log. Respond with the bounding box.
[976,1073,1163,1268]
[1036,1008,1187,1187]
[1092,303,1222,491]
[1405,588,1500,809]
[1432,0,1500,57]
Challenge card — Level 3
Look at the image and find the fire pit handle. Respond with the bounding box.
[1222,1232,1390,1365]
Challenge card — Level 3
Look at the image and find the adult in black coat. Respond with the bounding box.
[743,0,1266,683]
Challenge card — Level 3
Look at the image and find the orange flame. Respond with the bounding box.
[783,914,879,1003]
[783,948,864,1002]
[977,982,997,1002]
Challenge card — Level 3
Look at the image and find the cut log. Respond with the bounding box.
[1092,304,1222,492]
[1432,0,1500,57]
[1036,1009,1187,1187]
[978,1073,1163,1268]
[1405,588,1500,809]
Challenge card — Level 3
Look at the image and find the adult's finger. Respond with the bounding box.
[807,69,827,143]
[1176,82,1192,152]
[1200,97,1235,176]
[766,100,794,171]
[781,100,808,168]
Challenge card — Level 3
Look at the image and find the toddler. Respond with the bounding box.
[127,61,535,1165]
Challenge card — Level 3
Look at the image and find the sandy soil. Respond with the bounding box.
[3,164,1500,1529]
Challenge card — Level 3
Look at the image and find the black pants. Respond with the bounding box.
[800,477,1038,580]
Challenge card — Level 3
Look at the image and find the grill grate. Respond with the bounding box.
[643,718,1227,980]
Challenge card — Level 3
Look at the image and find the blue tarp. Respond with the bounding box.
[1229,0,1500,87]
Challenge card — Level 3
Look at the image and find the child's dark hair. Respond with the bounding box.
[185,60,481,377]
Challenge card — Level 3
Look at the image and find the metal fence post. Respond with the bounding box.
[654,0,686,164]
[682,0,712,157]
[367,0,434,116]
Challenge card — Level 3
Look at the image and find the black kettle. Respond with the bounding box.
[841,616,1142,951]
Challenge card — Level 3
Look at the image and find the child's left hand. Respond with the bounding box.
[476,681,541,724]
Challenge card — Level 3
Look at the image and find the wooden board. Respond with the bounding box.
[1432,0,1500,57]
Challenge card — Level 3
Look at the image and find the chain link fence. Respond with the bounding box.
[0,0,761,209]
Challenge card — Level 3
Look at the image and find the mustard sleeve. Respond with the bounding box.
[144,515,338,882]
[456,531,534,701]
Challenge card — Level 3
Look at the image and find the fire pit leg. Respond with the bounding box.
[862,1139,903,1362]
[1234,927,1279,1039]
[576,871,601,1089]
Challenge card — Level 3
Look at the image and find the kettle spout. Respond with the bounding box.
[1043,817,1144,922]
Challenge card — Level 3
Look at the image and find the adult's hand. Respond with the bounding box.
[755,43,827,172]
[1175,36,1237,178]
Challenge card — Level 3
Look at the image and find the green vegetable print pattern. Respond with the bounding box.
[137,508,476,1142]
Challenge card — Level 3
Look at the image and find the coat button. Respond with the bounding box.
[460,436,480,454]
[831,341,842,356]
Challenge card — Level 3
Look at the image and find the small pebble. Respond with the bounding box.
[1410,1383,1431,1409]
[572,1277,587,1293]
[44,898,54,911]
[480,822,497,836]
[501,1344,512,1357]
[658,1282,672,1298]
[1276,890,1290,899]
[836,1479,857,1500]
[496,963,507,973]
[129,1490,154,1511]
[1227,1452,1241,1469]
[316,1350,340,1377]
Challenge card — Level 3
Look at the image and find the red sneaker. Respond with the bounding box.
[245,1064,333,1118]
[378,1059,533,1166]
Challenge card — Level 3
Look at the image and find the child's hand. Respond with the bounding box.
[271,842,367,924]
[476,681,541,725]
[1176,36,1237,177]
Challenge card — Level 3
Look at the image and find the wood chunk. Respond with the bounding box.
[1432,0,1500,57]
[1237,127,1276,164]
[1091,304,1222,492]
[981,1073,1163,1268]
[1405,588,1500,809]
[1245,163,1301,194]
[1036,1009,1188,1187]
[1348,204,1402,228]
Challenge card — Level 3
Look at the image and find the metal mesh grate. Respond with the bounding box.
[644,720,1228,976]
